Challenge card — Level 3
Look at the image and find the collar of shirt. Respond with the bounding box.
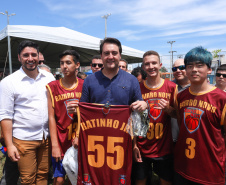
[19,67,47,81]
[99,68,121,80]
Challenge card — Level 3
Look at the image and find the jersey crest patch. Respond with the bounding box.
[83,173,90,183]
[102,103,110,115]
[147,99,162,120]
[64,99,79,120]
[119,175,126,185]
[184,107,204,133]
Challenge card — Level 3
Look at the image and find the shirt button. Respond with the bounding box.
[108,90,110,92]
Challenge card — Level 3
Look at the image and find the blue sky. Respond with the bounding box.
[1,0,226,69]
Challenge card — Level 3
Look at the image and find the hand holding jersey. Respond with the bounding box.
[154,94,177,118]
[130,100,148,112]
[66,99,79,114]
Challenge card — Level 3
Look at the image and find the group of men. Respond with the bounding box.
[0,37,226,185]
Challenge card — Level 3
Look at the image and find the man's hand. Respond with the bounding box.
[52,145,62,162]
[154,98,169,112]
[133,146,143,162]
[67,100,79,114]
[130,101,147,112]
[7,145,20,162]
[72,137,78,149]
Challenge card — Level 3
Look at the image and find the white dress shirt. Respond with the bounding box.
[0,67,55,140]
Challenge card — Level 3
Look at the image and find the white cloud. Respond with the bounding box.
[38,0,226,42]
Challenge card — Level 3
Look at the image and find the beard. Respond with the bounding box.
[23,63,37,71]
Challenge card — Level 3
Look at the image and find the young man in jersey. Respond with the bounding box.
[46,50,83,185]
[174,47,226,185]
[215,64,226,92]
[133,50,177,185]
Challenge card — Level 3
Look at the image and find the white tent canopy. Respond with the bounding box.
[0,25,144,71]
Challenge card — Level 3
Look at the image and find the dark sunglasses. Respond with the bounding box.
[39,60,45,64]
[172,65,185,72]
[216,73,226,78]
[92,63,103,68]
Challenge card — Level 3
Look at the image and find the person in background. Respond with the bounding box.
[38,52,45,64]
[131,67,147,83]
[119,58,128,71]
[90,55,103,73]
[215,64,226,185]
[38,64,51,73]
[215,64,226,92]
[171,59,190,143]
[77,71,87,80]
[0,40,55,185]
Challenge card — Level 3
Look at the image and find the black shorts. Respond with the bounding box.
[174,172,202,185]
[134,155,173,182]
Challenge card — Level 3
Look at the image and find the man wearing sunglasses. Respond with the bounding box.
[172,59,190,91]
[171,59,191,144]
[215,64,226,92]
[90,55,103,73]
[38,52,45,65]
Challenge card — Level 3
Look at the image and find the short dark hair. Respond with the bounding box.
[18,40,39,55]
[91,55,101,64]
[100,37,122,54]
[184,46,212,68]
[131,67,147,80]
[77,71,87,78]
[216,64,226,72]
[143,50,160,62]
[59,50,80,63]
[120,59,128,68]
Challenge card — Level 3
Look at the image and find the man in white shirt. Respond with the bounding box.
[0,40,55,185]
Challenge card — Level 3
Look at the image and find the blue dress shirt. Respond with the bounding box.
[80,69,143,105]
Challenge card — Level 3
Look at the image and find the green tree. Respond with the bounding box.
[212,49,222,58]
[160,66,168,72]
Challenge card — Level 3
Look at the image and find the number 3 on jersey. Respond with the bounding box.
[185,138,196,159]
[88,135,124,170]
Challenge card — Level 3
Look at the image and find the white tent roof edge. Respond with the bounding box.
[1,25,144,58]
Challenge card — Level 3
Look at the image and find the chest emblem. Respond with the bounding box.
[184,107,204,133]
[147,99,162,120]
[102,102,110,115]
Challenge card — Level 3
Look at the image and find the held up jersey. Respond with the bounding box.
[46,78,83,157]
[175,87,226,185]
[77,102,132,185]
[137,79,177,158]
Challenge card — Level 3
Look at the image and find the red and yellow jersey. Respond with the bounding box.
[137,79,177,158]
[175,87,226,185]
[46,78,83,157]
[77,102,132,185]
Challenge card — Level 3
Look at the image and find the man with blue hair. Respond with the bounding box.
[174,46,226,185]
